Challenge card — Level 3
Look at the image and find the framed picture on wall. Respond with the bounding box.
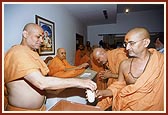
[35,15,55,56]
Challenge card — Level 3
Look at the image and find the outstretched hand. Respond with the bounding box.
[77,79,97,91]
[77,63,89,69]
[96,89,113,98]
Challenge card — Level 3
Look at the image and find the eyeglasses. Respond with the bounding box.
[123,38,145,47]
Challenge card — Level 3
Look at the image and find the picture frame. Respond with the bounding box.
[35,15,55,56]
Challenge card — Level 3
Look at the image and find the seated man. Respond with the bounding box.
[96,27,164,111]
[4,23,97,111]
[48,48,89,78]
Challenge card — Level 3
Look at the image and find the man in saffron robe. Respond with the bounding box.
[90,51,105,90]
[92,48,128,90]
[4,23,97,111]
[74,44,85,66]
[96,27,164,111]
[48,48,89,78]
[78,41,93,65]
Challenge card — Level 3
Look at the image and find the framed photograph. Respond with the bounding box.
[35,15,55,56]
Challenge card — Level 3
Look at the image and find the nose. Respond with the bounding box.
[126,43,131,50]
[40,36,44,43]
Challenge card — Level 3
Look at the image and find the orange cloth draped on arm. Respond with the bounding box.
[4,45,49,111]
[48,56,85,78]
[96,81,126,110]
[98,49,164,111]
[4,45,49,83]
[106,48,128,86]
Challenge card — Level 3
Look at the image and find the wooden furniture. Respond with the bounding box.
[44,56,53,65]
[49,100,102,111]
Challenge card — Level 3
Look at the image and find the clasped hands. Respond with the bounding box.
[98,70,111,80]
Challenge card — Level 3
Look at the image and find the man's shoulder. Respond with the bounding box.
[6,45,26,56]
[120,58,131,66]
[50,56,64,65]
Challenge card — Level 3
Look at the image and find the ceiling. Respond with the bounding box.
[62,4,164,26]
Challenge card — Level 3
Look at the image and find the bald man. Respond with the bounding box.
[4,23,97,111]
[96,27,164,111]
[48,48,89,78]
[92,47,128,89]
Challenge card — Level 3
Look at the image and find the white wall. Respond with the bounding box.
[4,4,164,63]
[3,3,86,64]
[87,9,164,46]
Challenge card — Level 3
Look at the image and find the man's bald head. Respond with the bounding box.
[21,23,44,50]
[57,48,65,53]
[92,48,107,65]
[23,23,43,34]
[93,48,105,57]
[57,48,66,60]
[125,27,150,42]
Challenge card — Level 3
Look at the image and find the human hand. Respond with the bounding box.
[81,63,89,68]
[77,63,89,69]
[98,71,106,80]
[77,79,97,91]
[96,89,113,98]
[98,70,112,80]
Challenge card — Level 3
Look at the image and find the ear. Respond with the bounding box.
[22,30,28,38]
[143,38,150,47]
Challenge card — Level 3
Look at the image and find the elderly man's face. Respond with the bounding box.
[124,32,146,57]
[95,51,107,65]
[26,26,44,50]
[57,49,66,60]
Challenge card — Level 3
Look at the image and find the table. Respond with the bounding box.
[49,100,102,111]
[77,68,97,80]
[45,68,97,111]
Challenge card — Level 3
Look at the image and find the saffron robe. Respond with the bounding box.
[106,48,128,86]
[95,48,128,90]
[4,45,49,111]
[6,104,46,111]
[90,53,106,90]
[48,56,85,78]
[97,49,164,111]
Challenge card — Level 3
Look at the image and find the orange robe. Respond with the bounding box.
[94,48,128,90]
[90,53,106,90]
[74,49,87,66]
[74,49,82,66]
[78,47,92,65]
[6,104,46,111]
[4,45,49,111]
[97,49,164,111]
[79,54,90,65]
[90,53,104,72]
[48,56,85,78]
[106,48,128,86]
